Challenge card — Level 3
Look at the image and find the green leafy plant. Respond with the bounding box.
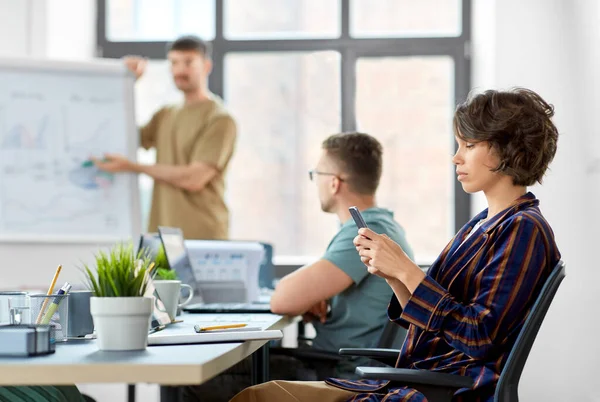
[155,267,178,280]
[154,245,170,270]
[83,242,155,297]
[139,244,177,280]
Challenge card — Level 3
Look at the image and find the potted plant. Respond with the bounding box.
[155,267,178,281]
[83,242,155,351]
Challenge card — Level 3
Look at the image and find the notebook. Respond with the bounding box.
[148,329,282,346]
[157,226,272,314]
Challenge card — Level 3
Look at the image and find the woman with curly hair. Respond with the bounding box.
[230,87,562,402]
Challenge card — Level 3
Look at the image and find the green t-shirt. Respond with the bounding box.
[312,208,414,366]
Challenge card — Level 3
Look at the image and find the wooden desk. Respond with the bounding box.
[0,313,291,389]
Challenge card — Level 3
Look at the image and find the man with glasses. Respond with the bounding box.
[269,131,413,368]
[182,132,413,402]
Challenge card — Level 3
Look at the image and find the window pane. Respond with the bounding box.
[106,0,215,41]
[134,61,182,230]
[351,0,461,38]
[134,61,182,125]
[224,0,340,39]
[356,57,454,261]
[225,52,341,256]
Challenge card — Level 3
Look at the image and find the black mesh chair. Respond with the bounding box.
[339,260,566,402]
[270,316,408,379]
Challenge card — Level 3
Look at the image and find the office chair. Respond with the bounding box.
[339,260,566,402]
[270,317,408,379]
[268,263,421,379]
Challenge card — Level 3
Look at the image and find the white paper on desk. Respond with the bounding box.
[147,329,282,346]
[185,240,265,302]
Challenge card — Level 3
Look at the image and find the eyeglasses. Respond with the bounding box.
[308,169,344,182]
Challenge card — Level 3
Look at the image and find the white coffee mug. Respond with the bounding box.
[153,280,194,320]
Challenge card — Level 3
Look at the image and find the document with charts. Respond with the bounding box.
[0,58,139,242]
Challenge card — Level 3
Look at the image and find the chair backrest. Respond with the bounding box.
[375,266,431,349]
[376,319,408,349]
[494,260,566,402]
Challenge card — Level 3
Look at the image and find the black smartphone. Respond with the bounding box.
[349,206,368,229]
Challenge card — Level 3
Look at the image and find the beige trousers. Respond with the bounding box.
[229,380,358,402]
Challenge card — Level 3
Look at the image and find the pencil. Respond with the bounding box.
[35,265,62,324]
[197,323,248,332]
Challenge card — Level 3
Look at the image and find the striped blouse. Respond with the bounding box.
[326,192,561,402]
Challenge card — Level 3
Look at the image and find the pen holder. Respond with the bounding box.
[28,294,69,343]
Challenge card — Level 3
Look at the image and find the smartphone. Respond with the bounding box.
[349,206,368,229]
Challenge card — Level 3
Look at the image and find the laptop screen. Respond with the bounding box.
[157,226,201,300]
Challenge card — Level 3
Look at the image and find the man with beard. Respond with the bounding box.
[95,36,237,240]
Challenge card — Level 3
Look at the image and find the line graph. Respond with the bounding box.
[0,173,120,233]
[1,114,49,150]
[65,118,112,152]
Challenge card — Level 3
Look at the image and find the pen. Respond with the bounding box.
[40,282,72,325]
[35,265,62,324]
[196,323,248,332]
[194,326,262,333]
[149,324,167,335]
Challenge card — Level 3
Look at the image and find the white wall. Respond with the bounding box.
[472,0,599,400]
[0,0,31,58]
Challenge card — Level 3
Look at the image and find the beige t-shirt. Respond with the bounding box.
[140,97,237,240]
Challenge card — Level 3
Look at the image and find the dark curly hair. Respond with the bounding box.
[322,132,383,195]
[453,88,559,186]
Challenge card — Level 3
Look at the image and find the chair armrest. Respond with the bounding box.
[338,348,400,366]
[339,348,400,359]
[270,347,342,362]
[356,367,474,389]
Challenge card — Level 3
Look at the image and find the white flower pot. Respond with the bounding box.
[90,297,152,351]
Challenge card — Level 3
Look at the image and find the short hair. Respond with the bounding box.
[322,132,383,195]
[167,35,211,59]
[453,87,559,186]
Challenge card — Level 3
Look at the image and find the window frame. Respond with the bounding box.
[96,0,472,254]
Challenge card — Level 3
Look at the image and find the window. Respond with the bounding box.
[98,0,470,263]
[106,0,216,41]
[224,0,340,39]
[355,57,455,259]
[225,52,341,255]
[350,0,462,38]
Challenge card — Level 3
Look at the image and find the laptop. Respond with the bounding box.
[156,226,272,314]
